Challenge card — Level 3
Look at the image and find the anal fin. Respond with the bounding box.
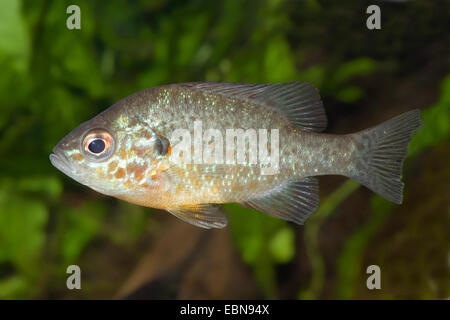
[167,204,228,229]
[241,177,319,225]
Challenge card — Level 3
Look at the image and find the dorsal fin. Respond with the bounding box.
[181,82,327,132]
[240,177,319,225]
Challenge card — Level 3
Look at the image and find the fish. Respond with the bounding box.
[50,82,421,229]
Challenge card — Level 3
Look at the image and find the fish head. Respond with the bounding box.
[50,107,168,198]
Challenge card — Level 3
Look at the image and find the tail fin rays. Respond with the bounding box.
[352,110,421,204]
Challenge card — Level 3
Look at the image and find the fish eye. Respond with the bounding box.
[88,139,106,154]
[82,129,115,161]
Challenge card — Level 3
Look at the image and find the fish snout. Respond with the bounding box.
[49,148,71,173]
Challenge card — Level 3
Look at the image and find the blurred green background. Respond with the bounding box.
[0,0,448,299]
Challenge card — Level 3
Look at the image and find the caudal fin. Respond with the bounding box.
[352,110,421,204]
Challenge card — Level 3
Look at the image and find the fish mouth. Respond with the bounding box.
[49,149,79,182]
[50,148,112,195]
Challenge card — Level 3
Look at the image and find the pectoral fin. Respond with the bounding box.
[167,204,228,229]
[241,177,319,225]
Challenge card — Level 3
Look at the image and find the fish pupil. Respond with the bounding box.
[88,139,106,154]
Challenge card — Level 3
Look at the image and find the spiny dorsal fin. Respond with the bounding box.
[167,204,228,229]
[241,177,319,225]
[182,82,327,132]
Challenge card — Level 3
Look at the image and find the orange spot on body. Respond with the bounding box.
[71,153,83,161]
[151,173,159,180]
[126,163,147,182]
[108,161,118,173]
[119,150,127,160]
[115,167,125,179]
[95,167,105,178]
[124,179,134,188]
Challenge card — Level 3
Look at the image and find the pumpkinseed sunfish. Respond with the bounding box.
[50,82,421,228]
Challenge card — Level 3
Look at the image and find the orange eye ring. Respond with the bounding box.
[81,129,115,161]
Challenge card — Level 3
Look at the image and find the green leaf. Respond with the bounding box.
[297,65,325,86]
[59,201,107,264]
[408,74,450,156]
[332,57,376,85]
[0,191,48,271]
[226,203,292,298]
[0,276,28,299]
[107,201,148,245]
[335,196,393,299]
[0,0,30,72]
[16,176,63,199]
[269,226,295,263]
[336,86,363,103]
[264,36,296,82]
[299,179,360,299]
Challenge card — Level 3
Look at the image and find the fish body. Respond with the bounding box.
[50,82,421,228]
